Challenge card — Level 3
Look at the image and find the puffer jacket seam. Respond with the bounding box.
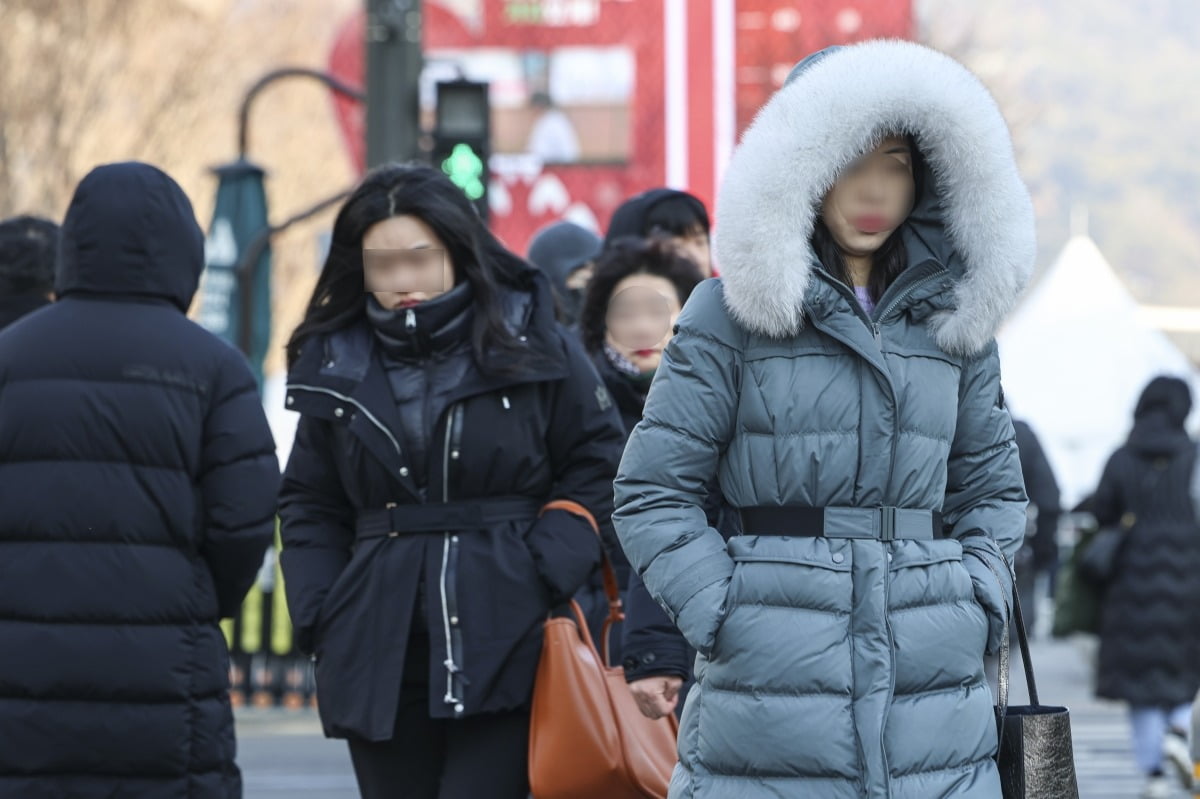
[728,602,847,616]
[740,429,857,439]
[675,327,742,352]
[897,428,952,444]
[702,684,851,698]
[892,681,990,700]
[888,598,976,615]
[638,417,723,447]
[891,758,991,780]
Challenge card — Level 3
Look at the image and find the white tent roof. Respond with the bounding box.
[997,235,1198,508]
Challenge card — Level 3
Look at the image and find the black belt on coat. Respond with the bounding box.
[737,506,946,542]
[355,496,542,540]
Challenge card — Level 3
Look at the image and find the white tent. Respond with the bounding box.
[997,235,1198,509]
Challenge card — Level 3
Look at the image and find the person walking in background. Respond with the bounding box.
[0,214,59,331]
[1012,418,1062,635]
[526,219,602,327]
[574,237,722,720]
[604,188,714,278]
[1091,376,1200,799]
[0,162,280,798]
[279,163,625,799]
[614,40,1034,798]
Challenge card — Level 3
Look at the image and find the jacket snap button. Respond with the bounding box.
[334,407,344,418]
[451,535,459,544]
[454,703,464,714]
[450,615,459,625]
[286,396,294,406]
[399,467,410,477]
[831,553,845,564]
[642,653,656,664]
[451,450,460,460]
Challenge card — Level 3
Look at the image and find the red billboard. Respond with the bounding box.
[328,0,912,254]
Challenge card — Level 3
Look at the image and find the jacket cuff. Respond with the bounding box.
[622,642,691,682]
[960,534,1014,655]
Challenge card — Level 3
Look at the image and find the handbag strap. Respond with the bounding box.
[992,551,1039,746]
[598,552,624,667]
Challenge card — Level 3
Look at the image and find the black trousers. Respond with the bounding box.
[346,620,531,799]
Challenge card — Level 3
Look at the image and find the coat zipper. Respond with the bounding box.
[870,266,947,327]
[868,267,948,499]
[439,402,464,714]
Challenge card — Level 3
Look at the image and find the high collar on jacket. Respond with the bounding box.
[288,266,570,401]
[714,39,1035,356]
[367,283,475,361]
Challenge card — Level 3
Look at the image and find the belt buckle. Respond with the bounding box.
[878,507,896,542]
[386,502,400,538]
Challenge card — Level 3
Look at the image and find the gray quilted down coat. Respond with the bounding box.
[613,41,1036,799]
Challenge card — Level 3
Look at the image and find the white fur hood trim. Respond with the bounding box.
[714,39,1036,356]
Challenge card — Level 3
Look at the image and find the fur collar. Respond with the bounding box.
[714,39,1036,355]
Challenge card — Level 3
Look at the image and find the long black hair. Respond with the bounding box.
[579,236,704,354]
[286,163,530,373]
[812,135,926,305]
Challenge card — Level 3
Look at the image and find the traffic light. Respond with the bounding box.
[433,79,490,221]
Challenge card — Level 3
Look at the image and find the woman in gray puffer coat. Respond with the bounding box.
[613,41,1035,799]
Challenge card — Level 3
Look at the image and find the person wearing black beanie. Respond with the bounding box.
[603,188,712,277]
[0,215,59,332]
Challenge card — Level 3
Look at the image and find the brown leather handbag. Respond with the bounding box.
[528,554,679,799]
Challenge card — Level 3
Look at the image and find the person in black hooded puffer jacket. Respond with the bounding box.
[604,188,713,278]
[1092,375,1200,794]
[0,162,280,798]
[279,164,626,799]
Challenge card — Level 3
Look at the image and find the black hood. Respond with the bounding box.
[1128,375,1194,456]
[603,188,709,250]
[527,221,601,288]
[55,162,205,312]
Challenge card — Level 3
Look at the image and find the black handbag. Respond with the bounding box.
[1076,525,1124,585]
[995,580,1080,798]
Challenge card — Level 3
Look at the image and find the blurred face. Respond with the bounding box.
[362,215,457,311]
[564,263,594,291]
[604,273,682,374]
[820,135,916,260]
[657,228,712,278]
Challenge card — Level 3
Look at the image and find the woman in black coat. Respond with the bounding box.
[279,164,626,799]
[1092,376,1200,794]
[576,237,729,721]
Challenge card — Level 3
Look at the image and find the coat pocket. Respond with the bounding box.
[711,536,854,685]
[695,536,859,780]
[888,538,989,696]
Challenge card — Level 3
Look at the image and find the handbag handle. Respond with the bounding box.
[989,549,1039,755]
[996,575,1039,712]
[597,552,624,668]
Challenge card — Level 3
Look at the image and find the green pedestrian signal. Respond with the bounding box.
[434,79,490,221]
[441,143,485,201]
